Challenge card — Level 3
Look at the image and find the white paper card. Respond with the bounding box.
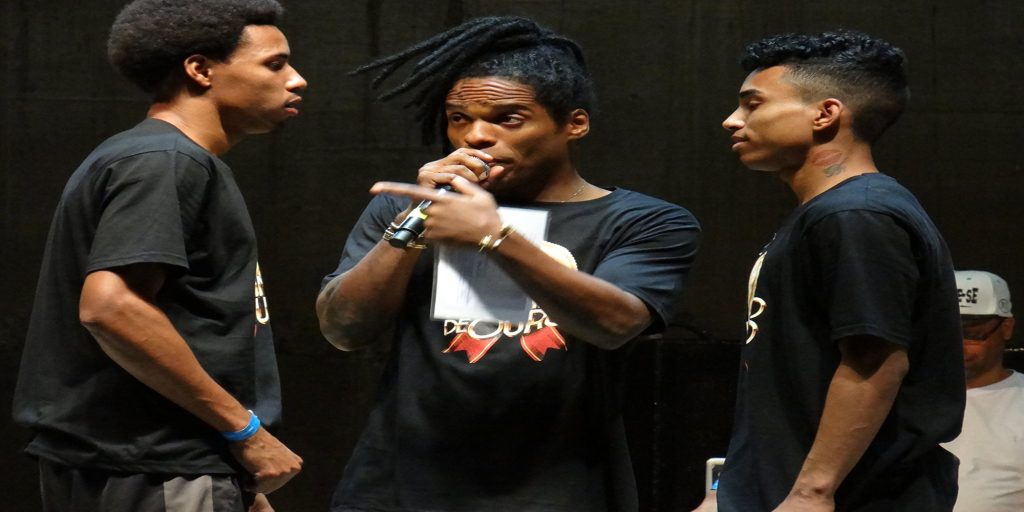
[432,206,549,323]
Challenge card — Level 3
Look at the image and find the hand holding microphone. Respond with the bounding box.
[388,184,454,247]
[376,147,503,248]
[372,167,504,250]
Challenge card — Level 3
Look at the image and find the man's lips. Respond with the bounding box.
[285,97,302,116]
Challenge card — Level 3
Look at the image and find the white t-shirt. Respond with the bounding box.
[942,370,1024,512]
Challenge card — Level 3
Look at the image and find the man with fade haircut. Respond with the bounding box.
[13,1,306,511]
[316,16,700,512]
[710,31,964,511]
[943,270,1024,512]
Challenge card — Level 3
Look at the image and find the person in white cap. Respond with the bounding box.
[942,270,1022,512]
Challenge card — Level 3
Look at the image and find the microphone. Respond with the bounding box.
[389,185,453,247]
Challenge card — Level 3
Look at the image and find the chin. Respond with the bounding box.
[735,153,766,170]
[243,124,276,136]
[740,159,780,173]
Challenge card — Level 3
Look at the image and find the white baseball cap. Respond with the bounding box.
[955,270,1013,318]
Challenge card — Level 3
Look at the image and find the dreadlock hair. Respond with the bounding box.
[352,16,596,145]
[740,30,909,143]
[108,0,284,99]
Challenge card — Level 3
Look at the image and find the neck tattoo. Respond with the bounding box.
[822,164,846,177]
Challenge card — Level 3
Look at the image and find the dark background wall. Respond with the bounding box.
[3,1,1022,510]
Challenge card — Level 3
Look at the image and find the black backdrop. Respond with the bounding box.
[3,1,1023,510]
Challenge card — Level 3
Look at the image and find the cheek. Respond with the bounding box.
[446,126,462,145]
[962,344,992,361]
[528,130,565,157]
[749,107,808,143]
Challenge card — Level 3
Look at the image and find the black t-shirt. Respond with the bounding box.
[718,173,964,511]
[13,118,281,474]
[324,188,700,512]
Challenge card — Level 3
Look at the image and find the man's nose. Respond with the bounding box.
[463,120,496,148]
[723,109,744,131]
[287,67,308,91]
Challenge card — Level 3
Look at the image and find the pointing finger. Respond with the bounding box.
[369,182,449,202]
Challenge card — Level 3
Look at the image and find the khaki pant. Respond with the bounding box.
[38,458,253,512]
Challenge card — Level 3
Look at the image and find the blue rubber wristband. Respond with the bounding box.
[222,410,260,442]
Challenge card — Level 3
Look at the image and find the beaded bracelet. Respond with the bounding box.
[222,410,261,442]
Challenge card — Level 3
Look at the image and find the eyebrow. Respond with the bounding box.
[738,89,761,100]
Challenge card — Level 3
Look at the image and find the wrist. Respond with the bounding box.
[221,409,261,442]
[478,223,515,252]
[394,204,415,224]
[789,477,837,500]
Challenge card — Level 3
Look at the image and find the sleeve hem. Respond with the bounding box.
[831,324,912,347]
[86,253,189,274]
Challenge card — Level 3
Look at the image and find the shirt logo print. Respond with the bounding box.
[442,241,576,363]
[255,262,270,325]
[746,242,770,344]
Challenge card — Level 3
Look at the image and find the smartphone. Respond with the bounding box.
[705,457,725,492]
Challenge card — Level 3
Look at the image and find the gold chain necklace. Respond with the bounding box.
[561,181,587,202]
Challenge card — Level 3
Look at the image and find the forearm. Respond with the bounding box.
[789,341,908,499]
[316,240,422,350]
[362,177,657,349]
[491,232,650,349]
[80,274,250,433]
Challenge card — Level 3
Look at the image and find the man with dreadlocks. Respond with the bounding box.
[317,16,700,512]
[710,31,963,511]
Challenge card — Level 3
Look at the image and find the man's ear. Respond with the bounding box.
[566,108,590,140]
[1000,317,1016,341]
[182,54,214,89]
[813,98,843,132]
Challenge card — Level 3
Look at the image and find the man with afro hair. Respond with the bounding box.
[13,1,307,510]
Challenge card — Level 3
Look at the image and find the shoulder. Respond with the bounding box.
[89,120,220,183]
[798,174,931,235]
[599,188,701,231]
[98,119,215,166]
[804,174,923,218]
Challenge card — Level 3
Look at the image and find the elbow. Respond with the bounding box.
[79,304,104,332]
[887,350,910,382]
[79,287,124,336]
[587,314,650,350]
[580,298,652,350]
[318,320,370,352]
[590,334,633,351]
[315,291,372,352]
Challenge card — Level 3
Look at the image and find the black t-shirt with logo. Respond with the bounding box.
[13,118,281,474]
[325,188,700,512]
[718,173,964,511]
